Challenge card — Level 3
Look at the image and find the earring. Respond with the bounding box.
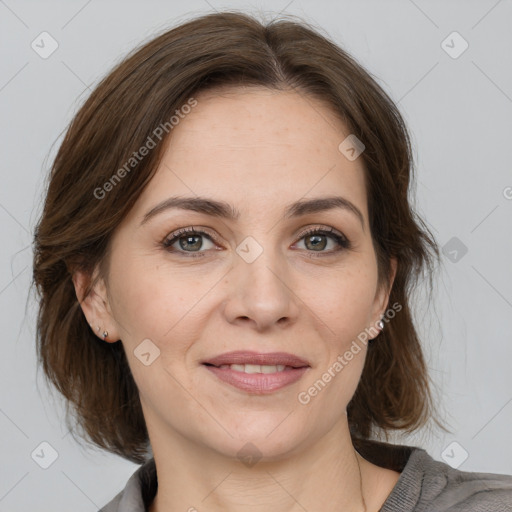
[369,317,385,345]
[97,326,108,340]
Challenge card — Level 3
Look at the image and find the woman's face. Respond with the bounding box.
[88,86,396,460]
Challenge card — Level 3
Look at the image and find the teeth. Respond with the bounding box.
[218,364,287,373]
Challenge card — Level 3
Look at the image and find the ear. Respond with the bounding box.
[370,256,398,335]
[72,267,119,343]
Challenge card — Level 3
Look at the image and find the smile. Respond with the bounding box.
[202,363,309,394]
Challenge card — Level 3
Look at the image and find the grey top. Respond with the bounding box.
[99,439,512,511]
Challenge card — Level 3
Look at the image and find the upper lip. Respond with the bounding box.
[202,351,310,368]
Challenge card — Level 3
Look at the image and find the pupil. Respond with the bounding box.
[180,235,201,251]
[307,235,326,251]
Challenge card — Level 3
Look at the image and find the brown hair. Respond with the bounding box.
[32,10,447,465]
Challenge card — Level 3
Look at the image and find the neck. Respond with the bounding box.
[147,417,369,512]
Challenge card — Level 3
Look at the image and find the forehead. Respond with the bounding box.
[172,85,350,151]
[129,86,369,224]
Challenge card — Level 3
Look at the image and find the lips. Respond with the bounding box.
[202,350,310,368]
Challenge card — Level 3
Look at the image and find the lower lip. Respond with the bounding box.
[203,365,309,394]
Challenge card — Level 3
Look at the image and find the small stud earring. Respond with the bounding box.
[102,331,108,340]
[377,319,385,330]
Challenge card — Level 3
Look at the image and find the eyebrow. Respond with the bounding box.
[140,195,365,231]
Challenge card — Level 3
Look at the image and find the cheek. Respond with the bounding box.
[107,251,191,344]
[304,270,374,412]
[319,263,378,334]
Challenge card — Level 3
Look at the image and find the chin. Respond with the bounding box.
[206,420,306,463]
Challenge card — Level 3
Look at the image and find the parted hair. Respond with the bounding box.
[32,10,447,464]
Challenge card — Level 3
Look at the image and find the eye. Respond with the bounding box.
[162,227,218,257]
[293,226,351,256]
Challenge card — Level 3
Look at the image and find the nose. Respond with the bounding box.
[222,245,300,332]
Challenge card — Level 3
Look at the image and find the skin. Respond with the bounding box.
[74,86,400,512]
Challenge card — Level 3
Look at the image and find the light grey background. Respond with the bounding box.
[1,0,511,510]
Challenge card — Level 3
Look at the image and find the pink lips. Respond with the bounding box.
[202,350,310,368]
[202,350,310,394]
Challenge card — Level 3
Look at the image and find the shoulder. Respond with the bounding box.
[391,446,512,511]
[99,458,157,512]
[421,453,512,511]
[356,438,512,512]
[99,491,122,512]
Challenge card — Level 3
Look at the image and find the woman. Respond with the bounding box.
[32,11,512,512]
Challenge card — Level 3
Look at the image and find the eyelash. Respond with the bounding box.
[161,226,352,258]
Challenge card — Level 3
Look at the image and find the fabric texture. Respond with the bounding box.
[99,438,512,511]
